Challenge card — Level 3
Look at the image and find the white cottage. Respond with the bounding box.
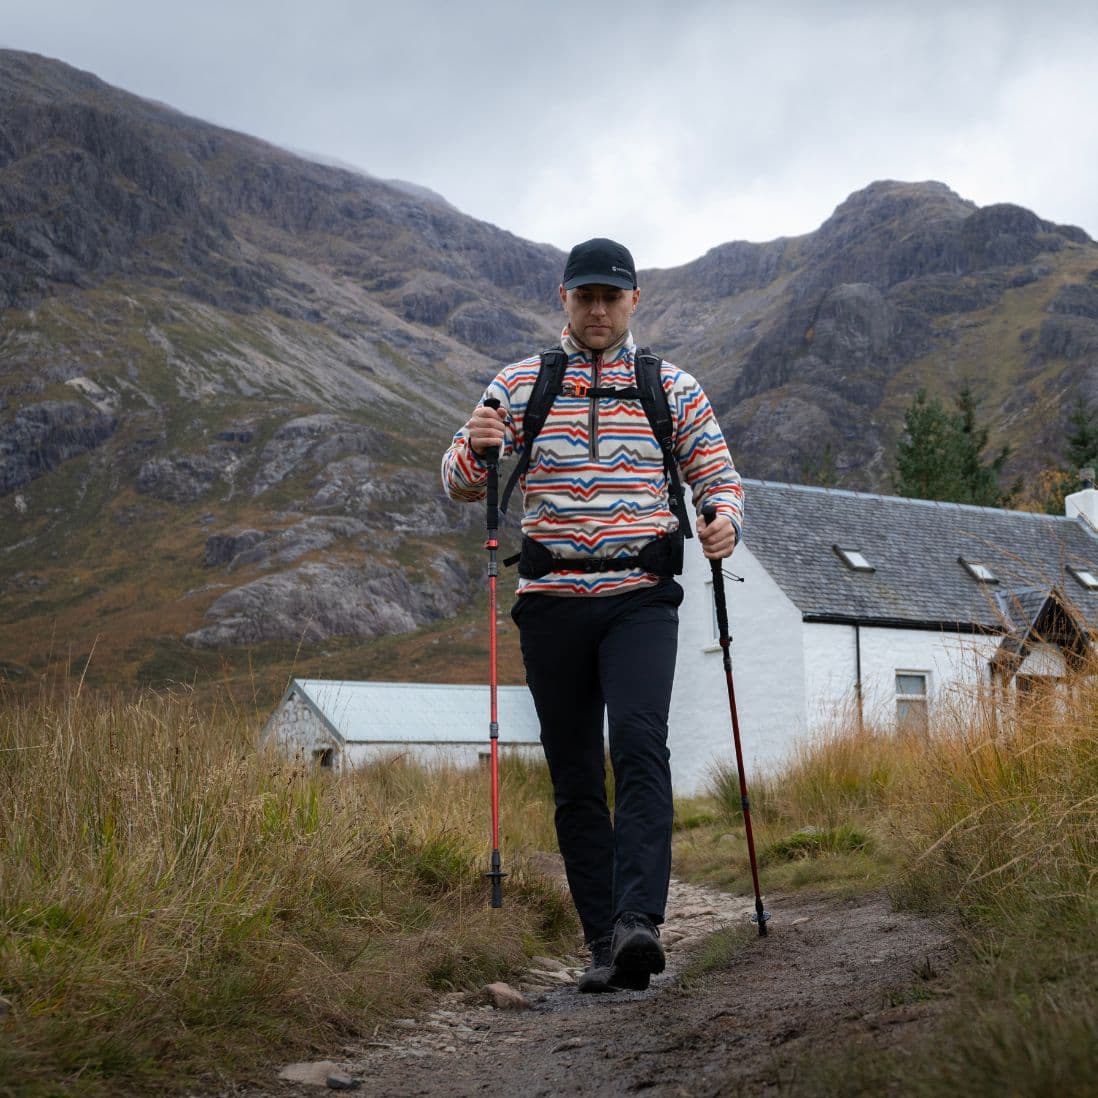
[264,480,1098,795]
[670,478,1098,791]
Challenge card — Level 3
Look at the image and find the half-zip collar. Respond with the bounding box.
[560,327,634,364]
[560,328,635,461]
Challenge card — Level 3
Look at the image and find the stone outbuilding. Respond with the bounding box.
[262,679,542,772]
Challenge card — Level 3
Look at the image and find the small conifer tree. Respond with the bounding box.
[894,387,1012,505]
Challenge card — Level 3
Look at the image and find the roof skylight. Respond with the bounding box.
[959,557,998,583]
[1066,565,1098,591]
[834,545,875,573]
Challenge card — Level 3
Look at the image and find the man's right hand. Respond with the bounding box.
[466,403,508,457]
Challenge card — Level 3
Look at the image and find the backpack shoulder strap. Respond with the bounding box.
[499,346,567,516]
[635,347,694,539]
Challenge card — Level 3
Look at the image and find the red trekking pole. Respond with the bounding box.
[482,397,507,908]
[702,506,769,935]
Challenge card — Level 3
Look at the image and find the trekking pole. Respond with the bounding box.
[702,505,769,936]
[482,396,507,908]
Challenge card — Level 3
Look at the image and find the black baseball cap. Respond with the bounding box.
[562,238,637,290]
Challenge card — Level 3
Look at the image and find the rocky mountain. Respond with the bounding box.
[644,182,1097,482]
[2,49,1097,690]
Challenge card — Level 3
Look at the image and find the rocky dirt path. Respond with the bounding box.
[257,872,954,1098]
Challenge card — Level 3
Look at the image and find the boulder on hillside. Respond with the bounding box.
[137,454,221,502]
[0,401,117,495]
[184,549,473,647]
[203,529,265,567]
[252,414,384,496]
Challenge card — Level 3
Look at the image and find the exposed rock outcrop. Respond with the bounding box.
[203,529,265,568]
[185,550,473,647]
[0,401,116,495]
[252,415,385,496]
[136,455,215,501]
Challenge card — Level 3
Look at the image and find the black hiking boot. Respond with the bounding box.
[610,912,664,991]
[577,935,617,993]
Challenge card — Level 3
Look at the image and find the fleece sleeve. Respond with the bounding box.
[665,366,745,539]
[440,377,514,503]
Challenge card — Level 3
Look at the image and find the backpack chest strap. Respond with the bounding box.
[564,382,641,400]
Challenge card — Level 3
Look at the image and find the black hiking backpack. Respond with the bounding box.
[497,347,693,576]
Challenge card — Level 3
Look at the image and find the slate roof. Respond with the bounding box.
[284,679,542,745]
[740,480,1098,632]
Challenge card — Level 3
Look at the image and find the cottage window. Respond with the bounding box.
[895,672,929,733]
[1066,566,1098,591]
[312,748,335,769]
[959,557,998,583]
[834,545,875,572]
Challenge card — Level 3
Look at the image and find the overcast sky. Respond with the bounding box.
[3,0,1098,268]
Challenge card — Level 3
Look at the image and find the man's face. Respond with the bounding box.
[559,283,640,352]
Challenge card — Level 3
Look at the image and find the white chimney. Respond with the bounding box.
[1066,484,1098,531]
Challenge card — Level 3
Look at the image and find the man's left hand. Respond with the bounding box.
[697,512,737,560]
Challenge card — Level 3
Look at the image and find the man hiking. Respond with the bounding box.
[442,238,743,992]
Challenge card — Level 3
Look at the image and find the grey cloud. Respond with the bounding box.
[2,0,1098,264]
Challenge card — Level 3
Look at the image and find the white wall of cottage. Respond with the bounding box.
[801,623,1003,732]
[670,541,806,793]
[342,743,544,770]
[666,544,1075,794]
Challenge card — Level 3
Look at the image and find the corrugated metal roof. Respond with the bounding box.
[292,680,542,745]
[742,479,1098,630]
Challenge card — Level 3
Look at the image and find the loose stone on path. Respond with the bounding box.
[277,1061,362,1090]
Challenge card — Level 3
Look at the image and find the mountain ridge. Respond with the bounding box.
[2,49,1097,690]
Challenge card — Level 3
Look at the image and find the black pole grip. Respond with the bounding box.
[702,506,730,639]
[483,398,501,533]
[482,397,501,464]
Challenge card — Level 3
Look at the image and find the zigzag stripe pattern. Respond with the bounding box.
[531,448,663,473]
[441,332,744,597]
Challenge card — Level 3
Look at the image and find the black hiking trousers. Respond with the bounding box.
[511,579,682,944]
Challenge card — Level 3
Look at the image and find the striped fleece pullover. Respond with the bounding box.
[442,328,744,597]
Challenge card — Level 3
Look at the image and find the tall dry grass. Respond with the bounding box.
[885,680,1098,1097]
[0,682,570,1096]
[697,676,1097,1097]
[679,708,922,891]
[892,683,1097,923]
